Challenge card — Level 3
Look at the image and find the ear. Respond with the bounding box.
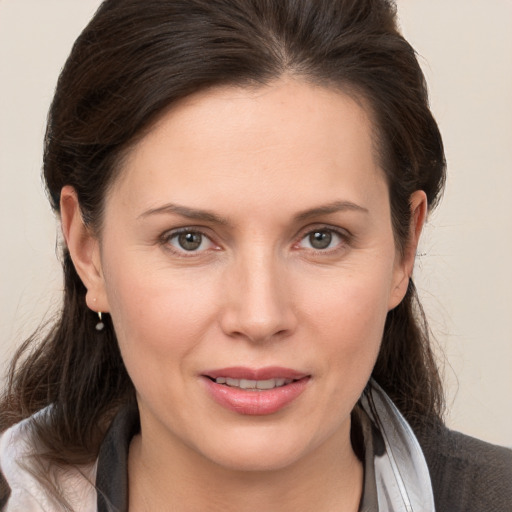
[60,185,110,313]
[388,190,428,310]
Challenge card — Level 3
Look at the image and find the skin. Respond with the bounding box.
[61,79,426,511]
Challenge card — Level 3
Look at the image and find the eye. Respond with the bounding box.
[297,228,346,251]
[163,229,216,254]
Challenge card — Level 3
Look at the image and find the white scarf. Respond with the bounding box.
[360,379,436,512]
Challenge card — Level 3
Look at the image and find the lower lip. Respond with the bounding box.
[202,377,310,415]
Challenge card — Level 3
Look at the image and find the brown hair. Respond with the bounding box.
[2,0,445,468]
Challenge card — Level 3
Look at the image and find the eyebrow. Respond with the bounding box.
[137,203,230,225]
[294,200,369,222]
[137,199,368,225]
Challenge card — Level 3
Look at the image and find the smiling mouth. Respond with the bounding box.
[202,369,310,414]
[208,377,296,391]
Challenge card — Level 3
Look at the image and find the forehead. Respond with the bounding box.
[108,79,387,218]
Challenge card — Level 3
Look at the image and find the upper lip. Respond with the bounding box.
[203,366,309,381]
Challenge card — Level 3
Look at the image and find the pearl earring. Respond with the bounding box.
[96,312,105,331]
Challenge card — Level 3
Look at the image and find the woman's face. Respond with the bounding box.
[91,80,417,471]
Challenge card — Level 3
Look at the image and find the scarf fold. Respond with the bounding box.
[360,379,436,512]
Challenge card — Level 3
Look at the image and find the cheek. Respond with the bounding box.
[327,287,387,366]
[305,264,392,329]
[288,268,393,438]
[102,263,224,418]
[102,253,221,362]
[299,262,394,369]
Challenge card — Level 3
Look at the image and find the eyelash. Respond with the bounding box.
[159,227,218,257]
[293,225,352,255]
[159,225,352,257]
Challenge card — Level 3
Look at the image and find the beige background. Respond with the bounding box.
[1,1,511,447]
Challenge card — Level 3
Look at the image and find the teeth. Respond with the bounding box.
[240,379,256,389]
[214,377,293,390]
[256,379,274,390]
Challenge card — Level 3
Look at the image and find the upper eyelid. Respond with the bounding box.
[161,226,213,239]
[296,224,352,240]
[160,227,218,250]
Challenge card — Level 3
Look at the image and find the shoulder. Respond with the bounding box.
[0,409,97,512]
[415,423,512,512]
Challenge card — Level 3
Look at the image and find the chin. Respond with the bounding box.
[209,448,304,473]
[194,427,322,473]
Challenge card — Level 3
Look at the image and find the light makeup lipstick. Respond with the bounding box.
[202,366,310,415]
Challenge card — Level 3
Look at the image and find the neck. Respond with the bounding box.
[128,420,363,512]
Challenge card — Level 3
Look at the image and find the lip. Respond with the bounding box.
[204,366,308,381]
[201,366,310,416]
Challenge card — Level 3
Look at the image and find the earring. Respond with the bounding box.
[96,312,105,331]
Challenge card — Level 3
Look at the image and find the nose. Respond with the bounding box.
[219,251,297,344]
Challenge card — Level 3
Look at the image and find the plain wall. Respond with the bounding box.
[1,0,511,447]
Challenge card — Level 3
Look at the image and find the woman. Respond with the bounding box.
[1,0,510,511]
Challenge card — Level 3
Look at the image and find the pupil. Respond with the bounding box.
[310,231,332,249]
[178,232,202,251]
